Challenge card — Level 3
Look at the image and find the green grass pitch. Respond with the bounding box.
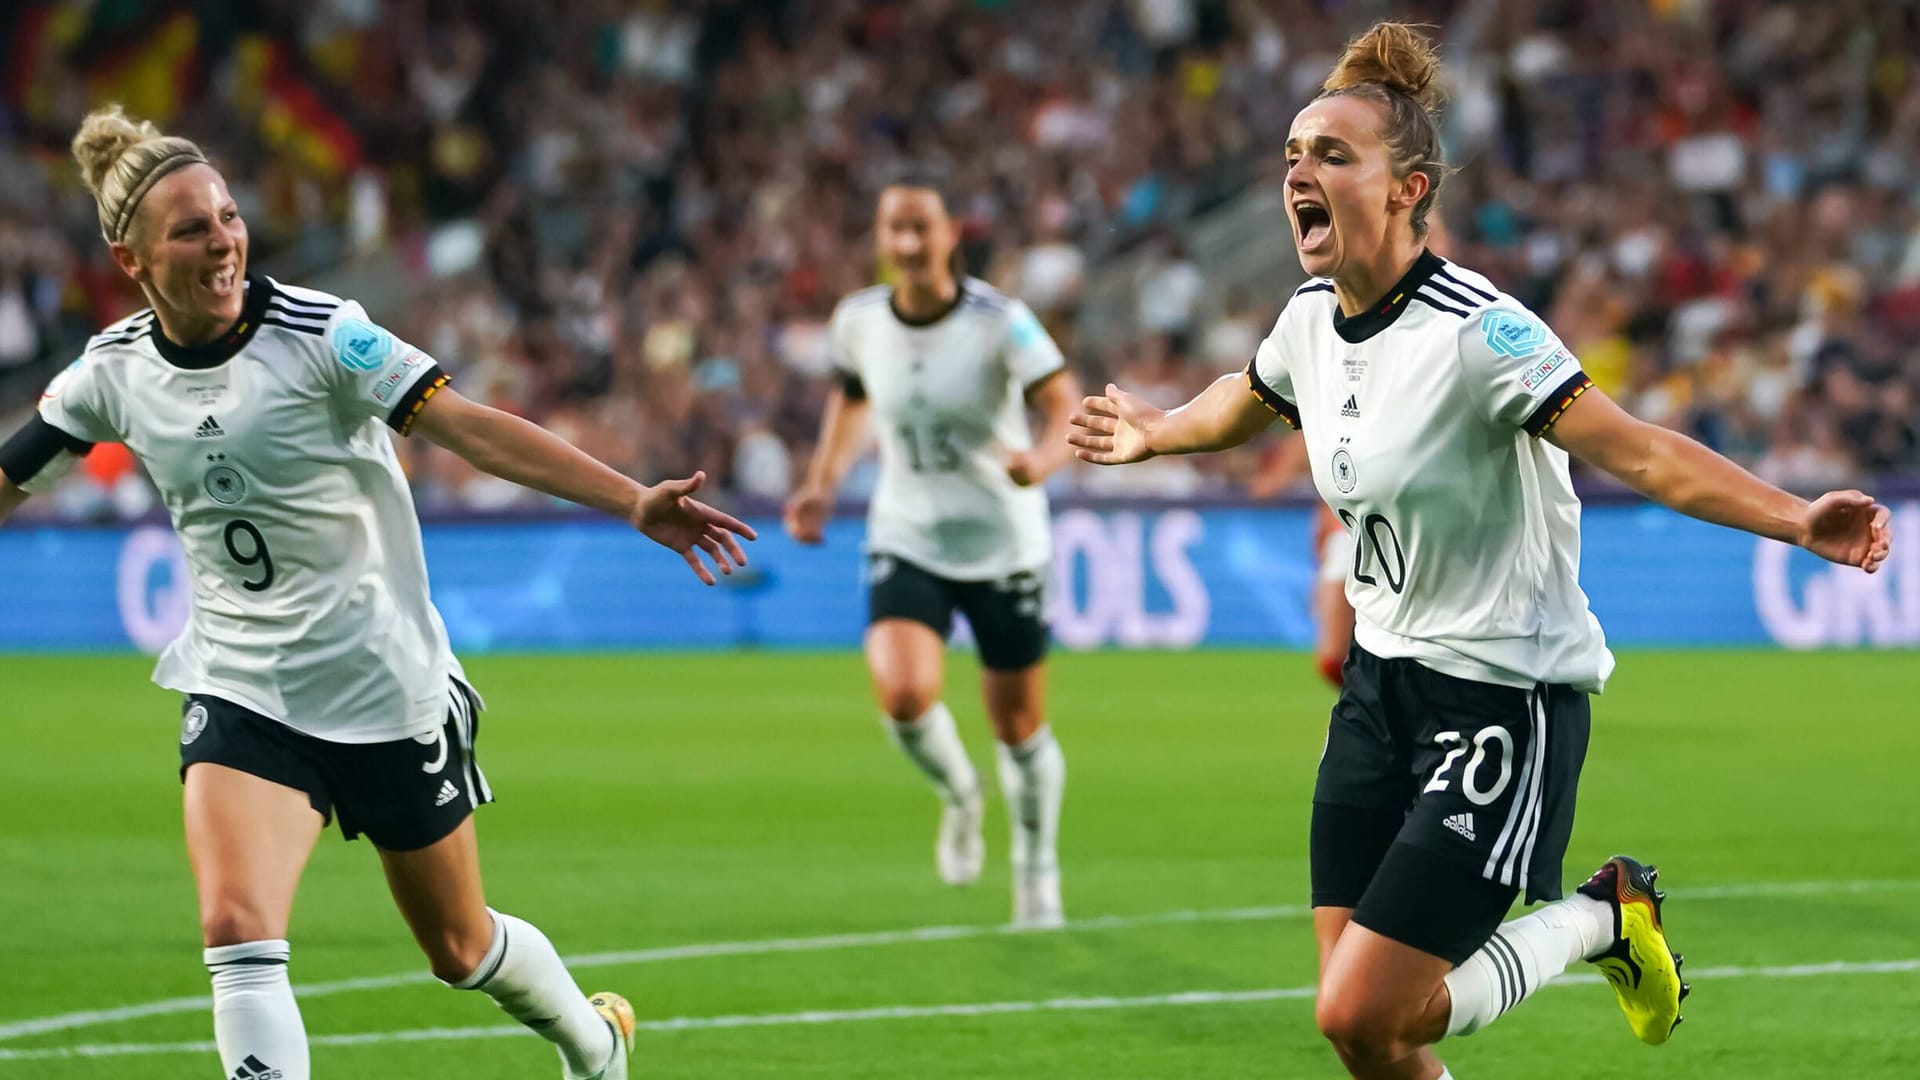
[1,650,1916,1078]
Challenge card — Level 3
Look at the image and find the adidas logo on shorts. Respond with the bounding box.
[435,779,461,807]
[1442,812,1476,842]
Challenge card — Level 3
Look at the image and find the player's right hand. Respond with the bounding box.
[1068,383,1159,465]
[784,485,831,545]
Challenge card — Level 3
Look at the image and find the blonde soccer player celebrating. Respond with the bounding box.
[0,106,758,1080]
[785,177,1080,927]
[1068,24,1890,1080]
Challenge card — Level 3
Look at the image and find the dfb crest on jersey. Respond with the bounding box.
[181,702,209,745]
[331,318,396,372]
[1331,448,1358,494]
[1482,310,1549,359]
[204,453,247,504]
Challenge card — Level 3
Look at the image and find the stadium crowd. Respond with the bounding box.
[2,0,1917,519]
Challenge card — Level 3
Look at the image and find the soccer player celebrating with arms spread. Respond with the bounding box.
[1068,24,1890,1080]
[0,106,758,1080]
[786,176,1080,927]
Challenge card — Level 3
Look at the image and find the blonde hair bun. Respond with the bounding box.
[70,104,209,243]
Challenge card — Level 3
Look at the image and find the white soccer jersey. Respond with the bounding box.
[1247,251,1615,692]
[25,277,465,742]
[831,278,1066,580]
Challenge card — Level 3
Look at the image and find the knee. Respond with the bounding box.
[1315,986,1416,1066]
[200,900,285,948]
[878,684,938,723]
[426,922,499,986]
[988,706,1042,745]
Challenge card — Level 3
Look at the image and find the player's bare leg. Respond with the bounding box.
[1313,910,1449,1079]
[185,763,324,1080]
[983,662,1064,928]
[382,818,625,1079]
[867,618,983,885]
[1316,923,1456,1080]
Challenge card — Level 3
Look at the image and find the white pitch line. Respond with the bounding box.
[0,905,1308,1043]
[4,957,1920,1063]
[2,878,1915,1045]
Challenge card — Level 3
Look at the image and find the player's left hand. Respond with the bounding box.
[632,471,758,585]
[1005,451,1045,487]
[1797,490,1892,573]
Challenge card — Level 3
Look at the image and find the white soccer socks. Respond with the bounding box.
[886,702,981,807]
[206,939,309,1080]
[998,726,1066,927]
[450,910,617,1080]
[1443,893,1612,1037]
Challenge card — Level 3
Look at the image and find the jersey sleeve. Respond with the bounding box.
[1003,299,1066,390]
[321,301,451,435]
[1244,315,1301,429]
[1457,305,1593,436]
[0,359,109,493]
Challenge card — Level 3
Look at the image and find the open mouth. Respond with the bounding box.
[1294,202,1332,251]
[204,266,237,298]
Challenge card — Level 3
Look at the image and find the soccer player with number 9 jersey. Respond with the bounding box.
[0,106,758,1080]
[1068,22,1892,1080]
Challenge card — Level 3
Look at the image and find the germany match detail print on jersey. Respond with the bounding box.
[1246,251,1615,692]
[18,277,467,742]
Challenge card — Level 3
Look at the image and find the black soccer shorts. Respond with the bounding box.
[866,552,1049,670]
[178,679,493,851]
[1310,645,1592,961]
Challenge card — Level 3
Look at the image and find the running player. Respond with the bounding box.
[1067,24,1891,1079]
[0,106,757,1080]
[784,178,1080,927]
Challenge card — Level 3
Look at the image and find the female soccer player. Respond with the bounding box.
[1068,24,1891,1080]
[0,106,757,1080]
[785,179,1080,927]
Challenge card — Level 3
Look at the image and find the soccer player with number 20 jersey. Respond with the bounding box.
[1069,22,1891,1080]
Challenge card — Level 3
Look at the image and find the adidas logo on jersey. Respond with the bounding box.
[230,1055,283,1079]
[1442,812,1476,842]
[435,779,461,807]
[195,415,225,439]
[1340,395,1361,418]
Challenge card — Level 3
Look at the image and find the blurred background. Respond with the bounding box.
[1,0,1916,653]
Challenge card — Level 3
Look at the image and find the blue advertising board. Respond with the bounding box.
[2,502,1915,654]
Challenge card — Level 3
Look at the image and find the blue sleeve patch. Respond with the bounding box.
[330,318,397,372]
[1009,306,1047,350]
[1481,310,1550,359]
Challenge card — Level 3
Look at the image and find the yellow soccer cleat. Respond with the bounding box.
[586,991,636,1080]
[1577,856,1690,1045]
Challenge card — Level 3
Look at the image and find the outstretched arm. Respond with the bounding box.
[412,388,755,584]
[1547,389,1891,572]
[1068,372,1275,465]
